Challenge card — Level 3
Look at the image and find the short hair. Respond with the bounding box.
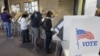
[3,8,7,11]
[46,11,53,17]
[22,14,28,18]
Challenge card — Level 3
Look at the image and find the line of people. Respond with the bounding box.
[0,8,54,54]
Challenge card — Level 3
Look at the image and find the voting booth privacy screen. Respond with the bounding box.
[64,16,100,56]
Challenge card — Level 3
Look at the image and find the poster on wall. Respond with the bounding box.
[64,16,100,56]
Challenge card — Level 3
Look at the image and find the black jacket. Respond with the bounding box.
[42,17,52,32]
[31,11,42,28]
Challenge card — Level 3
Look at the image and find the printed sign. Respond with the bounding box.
[64,16,100,56]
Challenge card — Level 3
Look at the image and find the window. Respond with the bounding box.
[31,1,38,12]
[11,3,20,13]
[24,1,38,13]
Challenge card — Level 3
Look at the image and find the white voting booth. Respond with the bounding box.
[63,16,100,56]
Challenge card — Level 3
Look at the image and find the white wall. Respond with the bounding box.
[85,0,97,16]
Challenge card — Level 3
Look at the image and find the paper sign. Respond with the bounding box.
[64,16,100,56]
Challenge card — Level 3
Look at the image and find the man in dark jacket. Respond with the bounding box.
[1,8,12,39]
[31,11,42,49]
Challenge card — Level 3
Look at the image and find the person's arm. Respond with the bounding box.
[17,17,22,24]
[7,13,12,18]
[26,17,30,25]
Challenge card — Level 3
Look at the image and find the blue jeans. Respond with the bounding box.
[3,22,11,38]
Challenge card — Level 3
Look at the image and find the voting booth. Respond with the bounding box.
[12,12,22,22]
[11,12,22,36]
[63,16,100,56]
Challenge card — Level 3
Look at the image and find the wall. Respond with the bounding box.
[39,0,59,11]
[97,0,100,8]
[0,0,4,13]
[39,0,74,14]
[52,0,74,26]
[85,0,97,15]
[59,0,74,14]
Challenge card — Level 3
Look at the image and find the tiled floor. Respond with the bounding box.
[0,30,56,56]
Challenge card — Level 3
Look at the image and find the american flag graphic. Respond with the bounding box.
[76,29,94,40]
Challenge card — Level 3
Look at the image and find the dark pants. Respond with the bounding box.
[21,29,30,43]
[45,31,52,52]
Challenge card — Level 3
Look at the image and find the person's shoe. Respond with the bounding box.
[46,50,52,54]
[11,37,14,39]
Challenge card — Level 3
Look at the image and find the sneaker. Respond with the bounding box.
[10,37,14,39]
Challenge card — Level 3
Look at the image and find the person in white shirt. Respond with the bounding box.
[18,13,30,43]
